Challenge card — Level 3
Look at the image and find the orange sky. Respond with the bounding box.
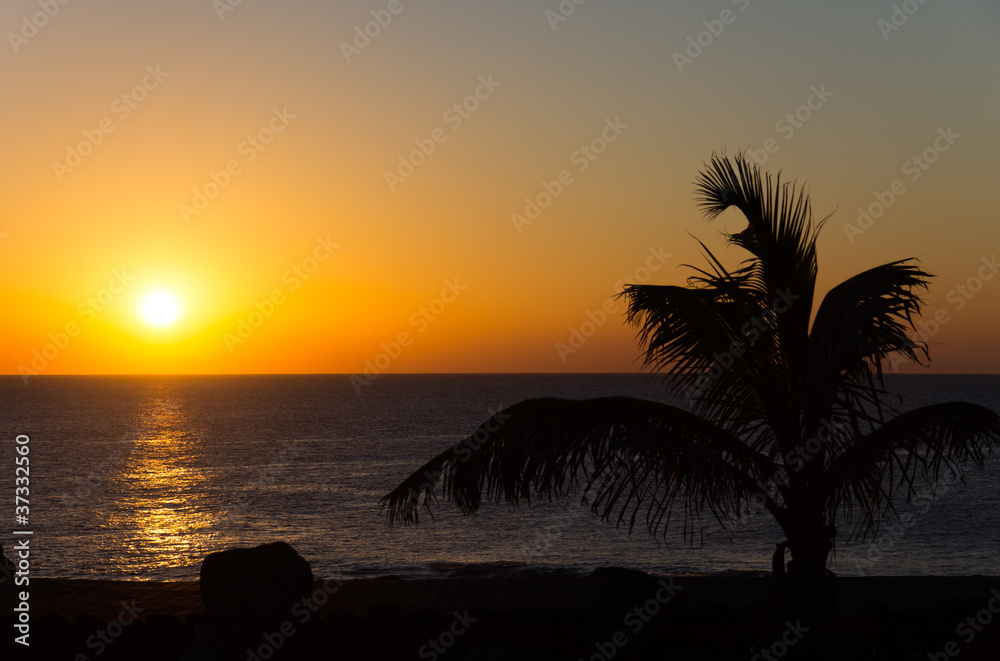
[2,1,999,377]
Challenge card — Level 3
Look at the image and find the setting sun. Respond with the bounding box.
[140,290,182,328]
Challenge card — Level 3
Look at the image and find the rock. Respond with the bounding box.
[199,541,313,653]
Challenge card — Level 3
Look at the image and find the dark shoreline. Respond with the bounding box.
[6,574,1000,659]
[10,574,1000,620]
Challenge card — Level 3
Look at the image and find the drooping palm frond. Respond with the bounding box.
[805,259,932,431]
[809,260,931,381]
[381,397,779,540]
[821,402,1000,538]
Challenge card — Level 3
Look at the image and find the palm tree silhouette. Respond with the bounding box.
[381,153,1000,625]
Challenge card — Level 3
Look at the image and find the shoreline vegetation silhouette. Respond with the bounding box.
[382,153,1000,635]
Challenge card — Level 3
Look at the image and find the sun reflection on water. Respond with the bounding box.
[105,384,235,577]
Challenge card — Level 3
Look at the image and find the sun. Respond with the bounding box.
[139,290,182,327]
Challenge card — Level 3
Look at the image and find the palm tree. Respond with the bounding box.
[381,153,1000,625]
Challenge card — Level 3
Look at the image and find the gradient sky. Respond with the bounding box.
[2,0,999,376]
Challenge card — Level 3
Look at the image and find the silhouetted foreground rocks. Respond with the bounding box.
[196,541,314,658]
[4,557,999,660]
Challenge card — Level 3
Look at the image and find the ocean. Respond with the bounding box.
[1,374,998,581]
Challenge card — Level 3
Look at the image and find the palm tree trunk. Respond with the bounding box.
[778,522,839,630]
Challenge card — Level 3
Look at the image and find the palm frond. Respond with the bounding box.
[380,397,779,540]
[809,259,931,387]
[822,402,1000,538]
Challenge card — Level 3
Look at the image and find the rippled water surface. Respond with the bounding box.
[1,374,998,580]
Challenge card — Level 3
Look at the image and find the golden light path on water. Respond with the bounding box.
[105,384,231,575]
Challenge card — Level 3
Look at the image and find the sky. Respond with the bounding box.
[2,0,999,377]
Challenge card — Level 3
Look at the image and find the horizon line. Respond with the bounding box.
[6,372,998,378]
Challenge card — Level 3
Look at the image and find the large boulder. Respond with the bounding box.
[199,542,313,653]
